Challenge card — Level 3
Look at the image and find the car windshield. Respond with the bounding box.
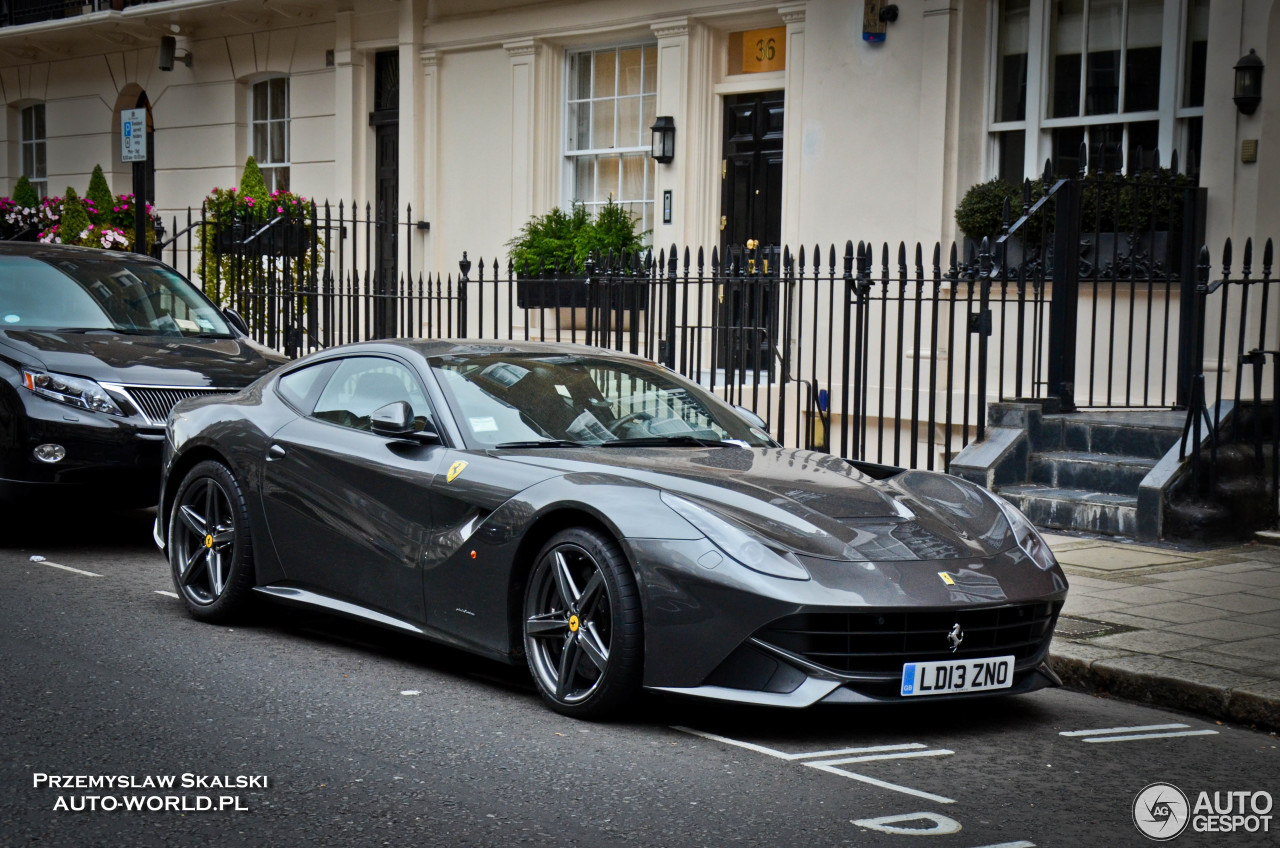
[430,352,774,448]
[0,253,232,338]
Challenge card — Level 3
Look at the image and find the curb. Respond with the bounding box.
[1050,642,1280,733]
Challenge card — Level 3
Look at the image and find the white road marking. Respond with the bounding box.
[35,561,102,578]
[1082,730,1219,744]
[851,811,963,834]
[154,590,179,599]
[1060,723,1218,743]
[968,842,1036,847]
[671,727,925,761]
[813,761,957,804]
[673,726,956,802]
[1060,723,1189,737]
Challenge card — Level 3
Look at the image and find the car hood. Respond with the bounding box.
[0,329,286,387]
[495,446,1014,561]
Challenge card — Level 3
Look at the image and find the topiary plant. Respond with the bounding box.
[59,187,91,246]
[239,156,269,211]
[13,175,39,209]
[507,200,647,274]
[86,164,113,222]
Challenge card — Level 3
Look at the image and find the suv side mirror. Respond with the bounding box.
[370,401,439,444]
[733,404,769,432]
[223,308,250,336]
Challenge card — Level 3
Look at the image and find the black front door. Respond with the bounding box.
[717,91,784,379]
[370,50,400,338]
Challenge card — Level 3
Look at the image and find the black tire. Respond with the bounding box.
[523,527,643,719]
[168,459,256,623]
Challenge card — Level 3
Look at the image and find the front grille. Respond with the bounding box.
[757,602,1061,676]
[118,386,236,425]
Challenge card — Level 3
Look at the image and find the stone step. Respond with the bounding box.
[1038,412,1183,460]
[998,484,1138,537]
[1028,450,1157,496]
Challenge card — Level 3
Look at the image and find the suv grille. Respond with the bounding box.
[118,386,236,425]
[757,602,1060,676]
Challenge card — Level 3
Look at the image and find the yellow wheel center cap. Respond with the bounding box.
[204,534,214,548]
[568,615,580,633]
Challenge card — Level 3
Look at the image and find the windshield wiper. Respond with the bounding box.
[600,435,733,448]
[54,326,155,335]
[493,439,588,449]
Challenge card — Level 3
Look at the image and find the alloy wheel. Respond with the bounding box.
[172,476,237,605]
[524,543,614,705]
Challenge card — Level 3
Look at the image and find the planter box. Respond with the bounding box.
[516,276,650,311]
[214,220,312,258]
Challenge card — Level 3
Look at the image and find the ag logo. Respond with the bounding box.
[1133,782,1190,841]
[446,460,468,483]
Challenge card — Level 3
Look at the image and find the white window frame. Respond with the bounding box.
[250,77,290,193]
[20,103,47,199]
[563,43,657,238]
[987,0,1206,179]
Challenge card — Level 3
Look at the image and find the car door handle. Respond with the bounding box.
[267,444,287,461]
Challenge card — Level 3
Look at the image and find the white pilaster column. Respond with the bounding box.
[651,18,690,251]
[332,11,364,205]
[420,48,439,271]
[505,39,538,235]
[779,3,806,252]
[918,0,956,245]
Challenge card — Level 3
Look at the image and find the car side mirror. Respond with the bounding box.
[223,308,250,336]
[733,405,769,432]
[370,401,439,444]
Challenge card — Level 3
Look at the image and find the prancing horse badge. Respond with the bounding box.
[447,460,468,483]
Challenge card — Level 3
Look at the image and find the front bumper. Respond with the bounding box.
[0,387,165,506]
[627,537,1068,706]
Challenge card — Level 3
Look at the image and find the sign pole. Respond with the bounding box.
[120,107,148,255]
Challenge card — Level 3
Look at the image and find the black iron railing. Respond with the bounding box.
[0,1,158,27]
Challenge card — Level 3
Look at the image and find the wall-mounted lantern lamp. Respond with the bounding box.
[650,116,675,164]
[1234,49,1264,115]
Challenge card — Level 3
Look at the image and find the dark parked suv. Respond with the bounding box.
[0,242,285,506]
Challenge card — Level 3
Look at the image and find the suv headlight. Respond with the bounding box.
[991,494,1056,570]
[661,492,810,581]
[22,368,124,416]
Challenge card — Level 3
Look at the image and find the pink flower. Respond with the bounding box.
[246,197,254,206]
[277,206,284,213]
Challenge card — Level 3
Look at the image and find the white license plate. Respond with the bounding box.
[900,655,1015,697]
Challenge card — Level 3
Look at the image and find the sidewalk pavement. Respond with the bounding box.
[1047,531,1280,731]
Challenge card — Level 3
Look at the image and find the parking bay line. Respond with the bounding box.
[672,726,956,803]
[154,590,179,599]
[1059,723,1219,743]
[33,560,102,578]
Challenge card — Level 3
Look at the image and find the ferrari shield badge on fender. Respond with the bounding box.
[447,460,468,483]
[938,571,955,586]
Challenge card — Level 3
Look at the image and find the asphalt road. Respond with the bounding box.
[2,508,1277,848]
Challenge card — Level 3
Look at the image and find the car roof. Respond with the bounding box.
[326,338,652,361]
[0,240,167,267]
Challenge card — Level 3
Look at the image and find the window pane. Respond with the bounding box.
[618,47,644,96]
[21,105,33,138]
[568,103,589,150]
[573,53,591,99]
[270,121,286,164]
[595,156,619,203]
[1084,0,1122,115]
[1183,116,1203,169]
[621,154,647,202]
[617,96,641,147]
[1123,0,1161,112]
[996,0,1030,122]
[593,50,616,99]
[1090,121,1124,170]
[997,130,1026,182]
[642,95,656,143]
[270,78,288,121]
[253,82,267,120]
[1050,0,1084,118]
[573,158,593,203]
[253,124,268,161]
[1052,125,1085,175]
[642,46,656,93]
[1183,0,1209,108]
[33,104,45,138]
[34,142,46,179]
[1127,119,1159,170]
[592,99,616,149]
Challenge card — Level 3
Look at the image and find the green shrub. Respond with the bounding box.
[13,175,39,209]
[59,188,91,245]
[86,164,113,222]
[507,199,648,274]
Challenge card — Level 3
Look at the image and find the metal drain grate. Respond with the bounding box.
[1054,615,1135,640]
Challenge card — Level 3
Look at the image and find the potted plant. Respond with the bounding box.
[204,157,312,259]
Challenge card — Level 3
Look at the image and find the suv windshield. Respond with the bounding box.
[0,253,232,338]
[430,352,774,448]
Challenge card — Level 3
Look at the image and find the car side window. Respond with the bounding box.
[276,362,334,413]
[311,357,434,433]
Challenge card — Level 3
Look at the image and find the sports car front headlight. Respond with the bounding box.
[22,368,124,417]
[661,492,810,581]
[992,495,1056,571]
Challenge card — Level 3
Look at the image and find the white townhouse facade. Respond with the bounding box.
[0,0,1274,271]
